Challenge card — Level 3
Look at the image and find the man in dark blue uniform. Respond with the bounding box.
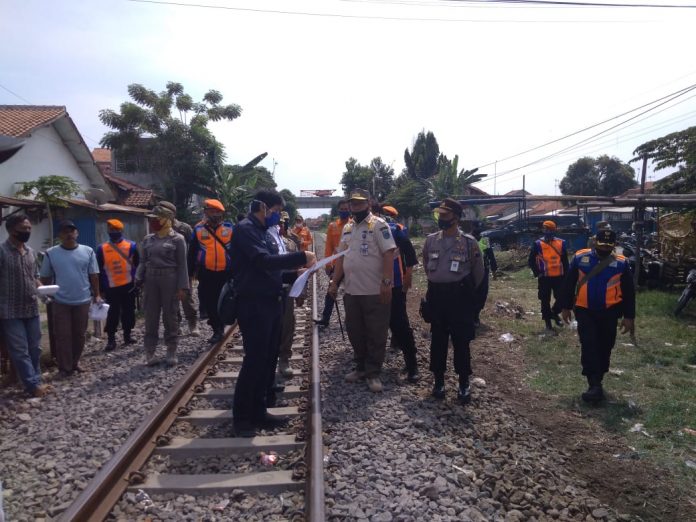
[230,190,316,437]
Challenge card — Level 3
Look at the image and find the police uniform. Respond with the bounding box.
[560,230,635,402]
[423,227,484,393]
[172,217,198,334]
[188,208,233,341]
[136,228,189,364]
[230,211,307,435]
[96,222,139,348]
[338,201,396,382]
[528,233,569,327]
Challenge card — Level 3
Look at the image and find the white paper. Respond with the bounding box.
[289,249,349,298]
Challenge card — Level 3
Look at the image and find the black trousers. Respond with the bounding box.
[233,295,283,423]
[198,269,229,332]
[389,287,417,372]
[104,283,136,337]
[538,276,564,320]
[428,282,475,378]
[575,306,620,379]
[474,268,490,319]
[320,293,335,323]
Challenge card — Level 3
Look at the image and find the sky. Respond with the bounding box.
[2,0,696,217]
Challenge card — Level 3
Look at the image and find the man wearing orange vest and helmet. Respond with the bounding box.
[528,220,569,331]
[560,229,635,404]
[188,199,233,345]
[96,219,139,351]
[293,214,313,252]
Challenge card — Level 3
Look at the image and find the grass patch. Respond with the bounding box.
[487,267,696,481]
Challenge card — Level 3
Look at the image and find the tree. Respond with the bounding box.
[15,175,81,243]
[429,154,486,200]
[99,82,241,215]
[388,176,429,223]
[559,157,599,196]
[596,155,636,196]
[404,130,440,180]
[632,125,696,194]
[216,163,276,220]
[279,189,298,222]
[339,157,372,195]
[368,157,395,200]
[340,157,395,198]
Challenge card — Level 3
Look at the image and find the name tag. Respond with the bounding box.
[360,243,369,256]
[450,260,460,272]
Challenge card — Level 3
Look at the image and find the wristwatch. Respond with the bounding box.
[381,278,392,286]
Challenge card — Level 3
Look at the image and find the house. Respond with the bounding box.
[93,148,157,208]
[0,106,147,250]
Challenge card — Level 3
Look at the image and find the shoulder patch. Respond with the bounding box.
[382,229,391,239]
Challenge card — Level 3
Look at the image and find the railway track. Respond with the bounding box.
[60,275,325,521]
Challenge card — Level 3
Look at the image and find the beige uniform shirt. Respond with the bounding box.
[338,213,396,295]
[423,230,484,286]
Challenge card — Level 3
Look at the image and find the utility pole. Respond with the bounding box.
[634,155,648,287]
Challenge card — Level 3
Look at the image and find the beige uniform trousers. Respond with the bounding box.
[143,268,179,354]
[343,294,390,377]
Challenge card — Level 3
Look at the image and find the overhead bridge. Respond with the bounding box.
[295,196,343,209]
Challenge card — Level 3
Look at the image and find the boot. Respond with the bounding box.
[278,359,294,378]
[188,321,200,337]
[208,328,223,345]
[581,375,605,404]
[432,374,445,399]
[123,331,135,345]
[544,318,554,331]
[145,348,158,366]
[406,368,420,383]
[458,375,471,404]
[105,335,116,352]
[165,346,178,366]
[552,313,563,327]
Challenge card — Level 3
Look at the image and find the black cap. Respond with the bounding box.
[58,220,77,231]
[595,229,616,246]
[435,198,463,218]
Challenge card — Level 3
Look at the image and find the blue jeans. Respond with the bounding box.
[1,316,42,393]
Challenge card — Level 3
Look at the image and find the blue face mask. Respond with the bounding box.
[339,210,350,220]
[265,211,281,228]
[109,232,123,242]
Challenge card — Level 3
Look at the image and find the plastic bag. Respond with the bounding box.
[89,302,110,321]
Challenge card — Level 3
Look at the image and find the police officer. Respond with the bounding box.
[157,201,200,337]
[231,190,316,437]
[472,226,497,328]
[135,203,189,366]
[293,214,313,252]
[587,221,611,250]
[189,199,233,344]
[423,198,484,403]
[380,204,419,382]
[316,200,351,327]
[96,219,139,351]
[560,230,635,403]
[528,220,568,331]
[328,188,396,393]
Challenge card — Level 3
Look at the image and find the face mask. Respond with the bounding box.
[596,247,612,258]
[149,220,163,232]
[437,218,454,230]
[109,232,123,242]
[544,232,554,240]
[208,215,223,225]
[339,210,350,220]
[265,211,281,228]
[14,231,31,243]
[352,209,369,223]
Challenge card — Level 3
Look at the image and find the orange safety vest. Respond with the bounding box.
[325,218,349,258]
[294,225,313,251]
[535,238,565,277]
[195,223,233,272]
[101,240,135,288]
[574,251,627,309]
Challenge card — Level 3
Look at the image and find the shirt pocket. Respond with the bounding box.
[427,250,441,271]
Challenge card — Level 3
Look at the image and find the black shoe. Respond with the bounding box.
[123,332,135,345]
[581,385,605,404]
[314,319,329,327]
[458,384,472,404]
[105,338,116,352]
[553,314,563,326]
[255,414,289,431]
[432,375,445,398]
[474,316,481,328]
[199,310,208,320]
[208,332,223,344]
[271,383,285,393]
[544,319,554,330]
[407,370,420,383]
[233,421,257,438]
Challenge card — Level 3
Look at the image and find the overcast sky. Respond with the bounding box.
[2,0,696,216]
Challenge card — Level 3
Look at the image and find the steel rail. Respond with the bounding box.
[60,327,235,522]
[307,272,325,521]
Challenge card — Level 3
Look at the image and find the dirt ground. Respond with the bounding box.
[405,287,696,522]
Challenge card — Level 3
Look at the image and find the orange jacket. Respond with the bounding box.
[529,237,568,277]
[190,222,233,273]
[97,239,138,288]
[294,225,313,251]
[324,218,349,258]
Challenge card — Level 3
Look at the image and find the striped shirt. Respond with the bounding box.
[0,240,39,319]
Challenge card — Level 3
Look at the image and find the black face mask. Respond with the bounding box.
[437,218,455,230]
[352,209,369,223]
[596,248,612,258]
[14,231,31,243]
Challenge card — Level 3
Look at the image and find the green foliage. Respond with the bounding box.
[15,175,81,206]
[429,154,486,200]
[216,164,276,219]
[279,188,298,221]
[633,126,696,194]
[339,157,395,199]
[404,130,440,180]
[388,177,429,221]
[100,81,241,214]
[559,155,636,196]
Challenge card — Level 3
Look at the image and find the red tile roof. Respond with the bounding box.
[92,148,111,163]
[123,191,154,208]
[0,105,66,137]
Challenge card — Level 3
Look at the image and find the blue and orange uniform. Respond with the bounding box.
[188,200,234,340]
[387,218,419,380]
[96,219,139,348]
[560,241,636,399]
[528,230,569,327]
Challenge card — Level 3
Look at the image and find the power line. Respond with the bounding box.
[446,0,696,8]
[125,0,655,21]
[0,83,32,104]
